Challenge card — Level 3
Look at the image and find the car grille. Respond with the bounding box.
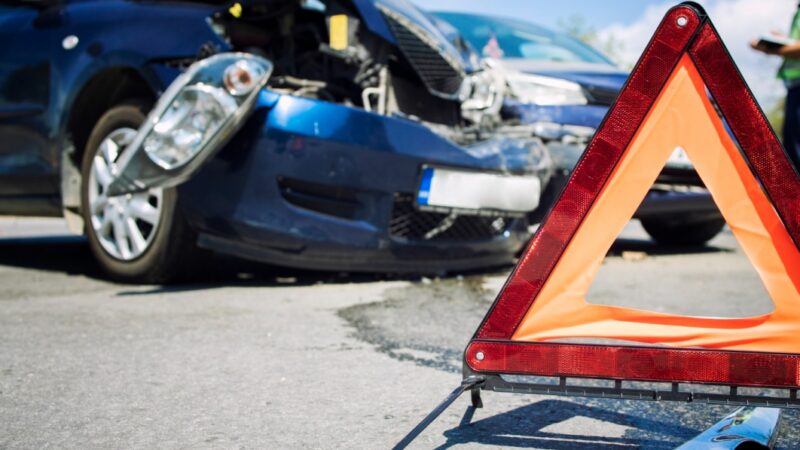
[379,7,464,98]
[389,194,511,242]
[583,85,619,106]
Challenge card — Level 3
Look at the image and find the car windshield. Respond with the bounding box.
[434,12,613,65]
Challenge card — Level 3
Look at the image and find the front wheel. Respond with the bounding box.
[80,102,197,283]
[640,216,725,246]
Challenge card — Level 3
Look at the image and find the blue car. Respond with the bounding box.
[0,0,553,282]
[435,12,725,246]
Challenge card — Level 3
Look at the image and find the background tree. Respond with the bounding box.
[558,14,626,68]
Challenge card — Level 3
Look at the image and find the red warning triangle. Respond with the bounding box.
[466,2,800,388]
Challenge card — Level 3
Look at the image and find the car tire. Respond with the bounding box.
[80,102,196,283]
[640,216,726,246]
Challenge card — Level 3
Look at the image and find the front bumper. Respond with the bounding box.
[176,91,543,273]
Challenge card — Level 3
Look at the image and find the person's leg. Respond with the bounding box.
[782,85,800,171]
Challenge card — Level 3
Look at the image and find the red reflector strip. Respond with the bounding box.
[466,341,800,388]
[688,23,800,247]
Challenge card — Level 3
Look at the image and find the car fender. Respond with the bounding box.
[53,0,227,138]
[50,0,226,231]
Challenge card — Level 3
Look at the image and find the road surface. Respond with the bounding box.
[0,218,796,449]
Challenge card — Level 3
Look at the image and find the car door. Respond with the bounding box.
[0,2,59,203]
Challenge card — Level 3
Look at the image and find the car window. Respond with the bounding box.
[434,12,613,65]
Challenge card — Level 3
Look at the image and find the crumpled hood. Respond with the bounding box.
[355,0,479,74]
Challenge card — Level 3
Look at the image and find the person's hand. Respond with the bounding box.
[751,39,783,55]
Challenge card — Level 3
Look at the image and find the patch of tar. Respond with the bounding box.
[337,274,800,449]
[338,275,494,373]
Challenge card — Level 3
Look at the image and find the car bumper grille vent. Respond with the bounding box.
[389,194,510,242]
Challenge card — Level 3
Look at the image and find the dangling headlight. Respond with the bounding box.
[506,73,588,106]
[107,53,272,195]
[143,84,239,169]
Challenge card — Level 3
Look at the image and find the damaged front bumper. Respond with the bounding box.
[107,55,551,273]
[175,92,547,272]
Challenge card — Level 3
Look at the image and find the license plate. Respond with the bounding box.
[417,167,541,213]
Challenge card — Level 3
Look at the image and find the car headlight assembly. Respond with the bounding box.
[144,84,239,170]
[106,53,273,195]
[507,73,588,106]
[460,66,506,125]
[143,54,271,170]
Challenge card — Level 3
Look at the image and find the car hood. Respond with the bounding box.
[356,0,479,74]
[501,59,628,92]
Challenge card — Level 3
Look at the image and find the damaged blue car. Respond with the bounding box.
[435,12,726,247]
[0,0,554,282]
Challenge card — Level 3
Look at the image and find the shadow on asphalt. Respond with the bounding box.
[0,235,106,278]
[608,238,732,257]
[0,232,731,294]
[0,235,506,292]
[437,399,698,449]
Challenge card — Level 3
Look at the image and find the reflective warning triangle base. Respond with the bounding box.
[464,0,800,407]
[395,3,800,447]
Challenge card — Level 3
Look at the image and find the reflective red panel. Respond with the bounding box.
[466,341,800,388]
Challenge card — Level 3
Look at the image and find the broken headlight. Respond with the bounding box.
[107,53,272,195]
[461,67,506,125]
[143,84,238,170]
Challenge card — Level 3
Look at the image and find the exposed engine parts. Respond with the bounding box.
[211,1,387,107]
[208,0,513,145]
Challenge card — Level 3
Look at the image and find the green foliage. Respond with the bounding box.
[557,14,625,66]
[557,14,596,44]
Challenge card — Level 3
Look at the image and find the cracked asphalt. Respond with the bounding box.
[0,217,797,449]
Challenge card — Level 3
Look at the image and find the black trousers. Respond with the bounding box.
[783,84,800,171]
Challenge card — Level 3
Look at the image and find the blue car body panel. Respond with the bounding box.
[0,0,224,201]
[503,100,610,129]
[353,0,395,44]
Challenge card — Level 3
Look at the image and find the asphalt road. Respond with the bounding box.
[0,218,797,449]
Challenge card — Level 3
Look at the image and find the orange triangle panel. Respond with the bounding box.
[466,2,800,388]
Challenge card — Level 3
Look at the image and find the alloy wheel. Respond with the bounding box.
[87,128,164,261]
